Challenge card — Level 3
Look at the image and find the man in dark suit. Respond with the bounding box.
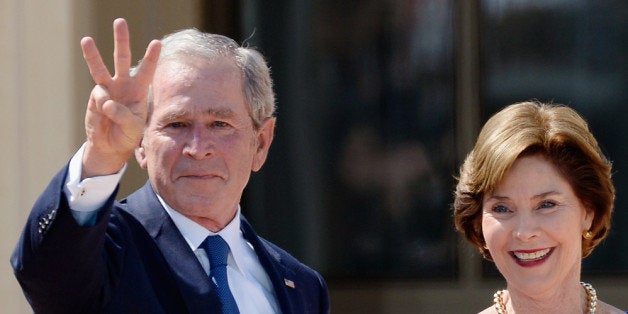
[11,18,330,314]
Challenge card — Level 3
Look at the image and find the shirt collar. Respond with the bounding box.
[156,194,247,274]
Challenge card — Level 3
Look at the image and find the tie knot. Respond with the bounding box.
[203,235,230,269]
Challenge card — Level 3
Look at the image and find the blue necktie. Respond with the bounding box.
[203,235,240,314]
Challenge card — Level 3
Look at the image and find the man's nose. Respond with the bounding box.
[183,125,214,159]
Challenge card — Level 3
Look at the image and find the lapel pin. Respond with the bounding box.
[284,278,295,289]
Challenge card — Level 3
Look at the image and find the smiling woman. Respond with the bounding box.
[482,154,593,293]
[453,101,622,313]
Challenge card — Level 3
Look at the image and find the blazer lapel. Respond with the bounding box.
[240,217,300,313]
[124,182,221,313]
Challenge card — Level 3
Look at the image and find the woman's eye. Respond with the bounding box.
[492,204,509,213]
[538,201,556,209]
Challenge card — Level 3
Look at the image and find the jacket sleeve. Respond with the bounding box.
[10,164,118,314]
[316,271,331,314]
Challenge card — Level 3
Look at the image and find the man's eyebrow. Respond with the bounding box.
[206,107,236,118]
[160,110,191,122]
[158,106,237,121]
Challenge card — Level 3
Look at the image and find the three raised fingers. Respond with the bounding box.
[81,18,161,89]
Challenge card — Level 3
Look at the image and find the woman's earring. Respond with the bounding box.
[582,230,593,240]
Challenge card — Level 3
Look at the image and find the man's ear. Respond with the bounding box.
[252,117,275,172]
[134,139,148,169]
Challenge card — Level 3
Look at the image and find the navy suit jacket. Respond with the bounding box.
[11,166,330,314]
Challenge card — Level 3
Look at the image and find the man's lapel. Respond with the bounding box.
[124,182,222,313]
[240,216,300,313]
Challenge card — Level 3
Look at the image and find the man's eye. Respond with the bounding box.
[168,122,186,128]
[212,121,229,128]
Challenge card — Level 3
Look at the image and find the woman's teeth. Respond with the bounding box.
[513,248,551,261]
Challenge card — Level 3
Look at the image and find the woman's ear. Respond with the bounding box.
[583,206,595,231]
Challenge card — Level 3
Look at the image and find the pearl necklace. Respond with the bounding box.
[493,282,597,314]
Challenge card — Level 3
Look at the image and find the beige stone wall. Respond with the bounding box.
[0,2,202,312]
[1,2,75,313]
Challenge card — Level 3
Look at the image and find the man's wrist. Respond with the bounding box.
[65,143,126,215]
[82,142,131,179]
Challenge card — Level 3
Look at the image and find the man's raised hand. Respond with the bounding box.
[81,18,161,178]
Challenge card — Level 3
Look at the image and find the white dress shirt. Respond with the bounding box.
[63,143,280,313]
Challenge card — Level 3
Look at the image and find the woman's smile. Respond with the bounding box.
[511,247,553,267]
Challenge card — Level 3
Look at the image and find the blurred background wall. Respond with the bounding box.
[1,1,625,313]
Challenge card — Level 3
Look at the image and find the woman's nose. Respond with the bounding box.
[512,213,540,242]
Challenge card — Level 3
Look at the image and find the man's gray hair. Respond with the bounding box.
[135,29,276,128]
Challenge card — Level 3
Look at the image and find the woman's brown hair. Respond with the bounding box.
[453,101,614,260]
